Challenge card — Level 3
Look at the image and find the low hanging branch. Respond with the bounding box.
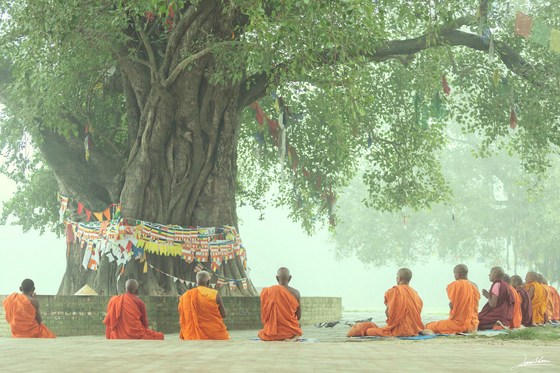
[239,19,553,108]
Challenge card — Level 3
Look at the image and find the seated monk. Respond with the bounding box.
[511,275,532,327]
[347,268,425,337]
[103,279,164,340]
[2,279,55,338]
[426,264,480,334]
[547,284,560,322]
[540,276,554,324]
[258,267,303,341]
[525,272,547,325]
[478,266,514,330]
[178,271,229,340]
[502,274,522,329]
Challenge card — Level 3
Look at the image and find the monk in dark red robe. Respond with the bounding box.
[478,267,514,330]
[258,267,302,341]
[511,275,532,327]
[3,279,55,338]
[347,268,425,337]
[103,279,164,340]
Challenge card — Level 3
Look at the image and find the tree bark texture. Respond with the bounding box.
[57,2,257,296]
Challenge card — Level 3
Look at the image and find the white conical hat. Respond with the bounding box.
[74,284,98,296]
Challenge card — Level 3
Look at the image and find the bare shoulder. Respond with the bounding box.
[286,286,300,301]
[27,296,40,309]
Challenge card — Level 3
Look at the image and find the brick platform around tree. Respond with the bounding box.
[0,295,342,337]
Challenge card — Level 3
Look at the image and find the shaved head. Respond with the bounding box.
[20,279,35,294]
[196,271,211,286]
[397,268,412,284]
[276,267,292,285]
[526,271,538,283]
[491,266,504,279]
[511,275,523,287]
[453,264,468,280]
[502,274,511,284]
[125,279,139,293]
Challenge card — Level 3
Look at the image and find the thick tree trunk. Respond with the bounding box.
[57,2,257,296]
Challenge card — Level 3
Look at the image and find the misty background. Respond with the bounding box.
[0,172,520,313]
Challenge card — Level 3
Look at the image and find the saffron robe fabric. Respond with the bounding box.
[478,280,514,330]
[426,280,480,334]
[347,285,424,337]
[258,285,302,341]
[178,286,229,340]
[2,293,55,338]
[103,293,163,340]
[525,281,547,325]
[549,286,560,321]
[515,287,533,327]
[509,285,522,329]
[544,286,553,322]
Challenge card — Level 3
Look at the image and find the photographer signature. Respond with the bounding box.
[511,355,553,370]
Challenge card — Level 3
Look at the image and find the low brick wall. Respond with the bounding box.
[0,295,341,337]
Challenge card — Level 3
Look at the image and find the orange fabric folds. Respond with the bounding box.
[348,285,424,337]
[509,285,522,329]
[103,293,163,340]
[178,287,229,340]
[2,293,55,338]
[549,286,560,321]
[258,285,302,341]
[525,282,547,324]
[426,280,480,334]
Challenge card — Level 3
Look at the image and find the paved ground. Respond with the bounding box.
[1,325,558,372]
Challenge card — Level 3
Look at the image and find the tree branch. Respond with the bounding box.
[138,29,160,82]
[238,18,552,108]
[162,48,212,88]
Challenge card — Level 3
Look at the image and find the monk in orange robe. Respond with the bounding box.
[347,268,425,337]
[2,279,55,338]
[258,267,303,341]
[540,276,555,323]
[503,275,522,329]
[525,272,547,325]
[103,279,164,340]
[426,264,480,334]
[548,285,560,322]
[178,271,229,340]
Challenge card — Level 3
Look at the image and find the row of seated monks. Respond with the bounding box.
[3,265,559,340]
[2,268,303,341]
[347,266,560,337]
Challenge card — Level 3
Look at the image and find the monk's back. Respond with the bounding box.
[3,293,55,338]
[178,286,229,340]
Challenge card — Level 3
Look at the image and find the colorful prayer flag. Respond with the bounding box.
[550,29,560,52]
[514,12,533,38]
[530,20,551,47]
[103,208,111,220]
[93,212,103,222]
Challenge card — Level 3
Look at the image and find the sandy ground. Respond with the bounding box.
[1,324,559,372]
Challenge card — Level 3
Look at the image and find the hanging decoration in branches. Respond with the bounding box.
[84,124,93,161]
[514,12,560,52]
[249,101,337,226]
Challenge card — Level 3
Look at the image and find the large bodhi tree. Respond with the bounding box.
[0,1,558,295]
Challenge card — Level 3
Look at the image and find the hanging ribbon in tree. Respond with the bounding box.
[514,12,560,52]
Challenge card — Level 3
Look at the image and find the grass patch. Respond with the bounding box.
[496,326,560,341]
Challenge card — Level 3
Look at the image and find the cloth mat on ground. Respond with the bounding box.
[348,334,439,341]
[250,337,319,343]
[457,330,507,337]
